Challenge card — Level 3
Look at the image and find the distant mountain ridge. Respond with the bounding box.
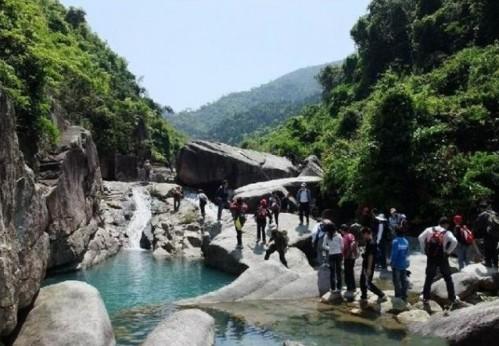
[167,62,337,144]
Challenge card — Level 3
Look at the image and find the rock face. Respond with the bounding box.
[234,176,322,211]
[299,155,324,177]
[143,309,215,346]
[397,310,430,325]
[411,299,499,345]
[203,212,316,275]
[41,126,103,269]
[13,281,115,346]
[0,91,49,336]
[176,141,297,188]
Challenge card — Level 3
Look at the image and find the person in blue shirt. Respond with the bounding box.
[390,225,410,301]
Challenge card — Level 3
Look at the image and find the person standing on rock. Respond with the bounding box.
[323,222,343,294]
[255,199,272,244]
[143,160,152,182]
[373,213,390,270]
[342,224,359,299]
[474,202,498,268]
[453,214,482,270]
[230,197,248,249]
[216,180,229,222]
[419,217,459,306]
[173,186,183,212]
[269,191,282,228]
[198,189,208,220]
[312,218,333,266]
[296,183,312,225]
[360,227,387,304]
[264,225,289,267]
[390,225,410,301]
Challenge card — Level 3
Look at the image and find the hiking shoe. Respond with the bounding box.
[377,295,388,303]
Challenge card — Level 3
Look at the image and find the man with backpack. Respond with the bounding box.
[474,203,499,268]
[453,214,482,270]
[230,197,248,249]
[296,183,312,225]
[265,225,289,267]
[418,217,458,305]
[341,224,359,299]
[216,180,230,221]
[390,226,410,301]
[198,189,208,220]
[255,199,272,244]
[312,218,333,266]
[269,191,282,227]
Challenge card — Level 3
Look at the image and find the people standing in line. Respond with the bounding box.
[312,218,333,266]
[453,214,482,270]
[265,225,289,267]
[390,226,410,301]
[341,224,359,298]
[322,222,343,294]
[418,217,459,306]
[269,191,282,227]
[216,180,229,222]
[198,189,208,220]
[360,227,387,303]
[255,199,272,244]
[173,186,183,212]
[230,197,248,249]
[296,183,312,225]
[474,202,498,269]
[373,213,390,270]
[143,160,152,182]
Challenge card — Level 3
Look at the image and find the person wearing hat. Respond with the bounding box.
[296,183,312,225]
[373,212,389,270]
[418,217,459,306]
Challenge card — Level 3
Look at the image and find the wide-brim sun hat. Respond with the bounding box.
[376,213,388,221]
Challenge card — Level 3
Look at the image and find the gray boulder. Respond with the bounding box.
[430,272,480,304]
[0,91,49,336]
[176,140,297,188]
[42,126,103,269]
[233,176,321,211]
[14,281,115,346]
[397,310,430,325]
[410,299,499,345]
[143,309,214,346]
[299,155,324,177]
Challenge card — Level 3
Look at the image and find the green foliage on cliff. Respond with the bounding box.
[0,0,183,163]
[167,64,335,145]
[245,0,499,221]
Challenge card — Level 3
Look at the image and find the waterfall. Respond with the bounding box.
[126,186,152,249]
[184,190,219,221]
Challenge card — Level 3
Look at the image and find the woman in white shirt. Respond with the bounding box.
[323,222,344,293]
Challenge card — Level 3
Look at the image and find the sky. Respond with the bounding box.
[60,0,370,111]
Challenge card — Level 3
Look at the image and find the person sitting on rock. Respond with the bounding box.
[216,180,229,222]
[255,199,272,244]
[418,217,459,307]
[230,197,248,249]
[296,183,312,225]
[323,222,343,294]
[360,227,387,305]
[390,225,410,301]
[198,189,208,220]
[173,186,183,212]
[264,225,289,268]
[269,191,282,227]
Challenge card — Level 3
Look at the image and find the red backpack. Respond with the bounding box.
[425,228,446,258]
[460,225,474,245]
[256,206,268,220]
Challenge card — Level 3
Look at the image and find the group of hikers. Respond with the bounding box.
[201,179,499,308]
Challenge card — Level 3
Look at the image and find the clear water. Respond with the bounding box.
[44,251,446,346]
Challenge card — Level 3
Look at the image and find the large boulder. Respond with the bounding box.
[0,91,49,336]
[397,310,430,325]
[234,176,321,211]
[430,272,480,304]
[13,281,115,346]
[410,299,499,345]
[203,213,316,275]
[176,141,297,188]
[143,309,215,346]
[41,126,103,269]
[299,155,324,177]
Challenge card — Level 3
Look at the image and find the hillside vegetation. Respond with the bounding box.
[244,0,499,222]
[0,0,183,164]
[168,63,334,144]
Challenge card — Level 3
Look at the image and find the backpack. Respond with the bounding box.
[425,228,446,258]
[257,206,268,220]
[460,226,474,245]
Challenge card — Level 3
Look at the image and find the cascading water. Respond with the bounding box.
[184,190,219,221]
[126,186,152,249]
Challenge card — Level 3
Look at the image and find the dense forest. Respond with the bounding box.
[0,0,183,165]
[167,63,333,144]
[244,0,499,223]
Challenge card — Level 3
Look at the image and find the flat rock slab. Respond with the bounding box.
[204,213,316,275]
[176,140,297,188]
[14,281,115,346]
[397,310,430,325]
[143,309,215,346]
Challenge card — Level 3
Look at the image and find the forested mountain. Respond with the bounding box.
[244,0,499,223]
[167,63,335,144]
[0,0,183,165]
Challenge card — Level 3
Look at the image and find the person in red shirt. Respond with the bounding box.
[341,224,359,299]
[230,197,248,249]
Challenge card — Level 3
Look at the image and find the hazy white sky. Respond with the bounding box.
[60,0,370,111]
